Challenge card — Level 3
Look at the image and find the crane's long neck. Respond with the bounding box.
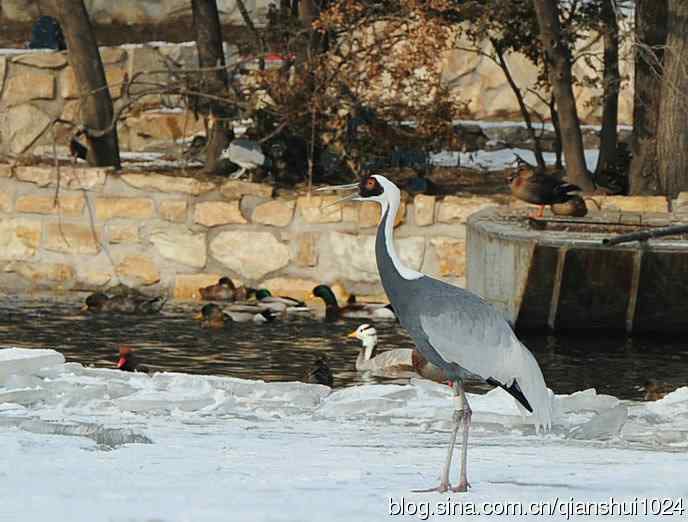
[375,195,422,290]
[358,337,377,363]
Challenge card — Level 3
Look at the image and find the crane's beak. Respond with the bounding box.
[193,312,203,320]
[346,330,359,339]
[315,183,358,192]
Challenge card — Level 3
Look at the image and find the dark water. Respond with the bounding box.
[1,297,687,400]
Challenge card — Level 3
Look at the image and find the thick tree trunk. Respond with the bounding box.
[192,0,231,173]
[595,0,619,179]
[629,0,668,195]
[532,0,594,191]
[47,0,120,168]
[656,0,688,198]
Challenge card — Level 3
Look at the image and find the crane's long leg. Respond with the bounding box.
[413,381,462,493]
[451,381,472,492]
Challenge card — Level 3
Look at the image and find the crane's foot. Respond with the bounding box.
[412,481,451,494]
[451,479,471,493]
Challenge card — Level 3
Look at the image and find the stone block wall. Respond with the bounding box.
[0,164,489,301]
[0,43,210,157]
[1,164,680,302]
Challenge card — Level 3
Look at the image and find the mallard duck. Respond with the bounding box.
[302,356,334,387]
[311,285,396,321]
[255,289,309,314]
[509,166,582,217]
[347,324,413,373]
[83,292,166,314]
[642,380,673,401]
[199,277,254,301]
[195,303,274,326]
[116,346,149,373]
[551,195,588,217]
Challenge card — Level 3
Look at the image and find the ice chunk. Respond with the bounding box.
[0,348,65,383]
[17,419,152,447]
[568,405,628,440]
[555,388,619,414]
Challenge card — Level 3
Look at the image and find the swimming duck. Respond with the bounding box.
[302,355,334,387]
[347,324,413,373]
[116,346,149,373]
[642,380,673,401]
[199,277,254,302]
[347,324,448,382]
[83,292,166,314]
[255,289,309,314]
[551,195,588,217]
[509,166,582,217]
[195,303,274,326]
[312,285,396,321]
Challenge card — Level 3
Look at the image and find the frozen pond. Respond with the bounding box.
[1,347,687,522]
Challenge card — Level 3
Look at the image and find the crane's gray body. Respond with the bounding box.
[376,208,516,386]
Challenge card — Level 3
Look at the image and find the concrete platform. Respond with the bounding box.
[466,207,688,334]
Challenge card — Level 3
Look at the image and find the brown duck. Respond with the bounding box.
[199,277,254,302]
[551,195,588,217]
[509,166,581,217]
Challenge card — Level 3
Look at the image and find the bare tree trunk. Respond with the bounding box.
[192,0,231,173]
[532,0,594,191]
[629,0,668,194]
[493,41,546,172]
[595,0,620,178]
[46,0,120,168]
[549,94,563,170]
[656,0,688,198]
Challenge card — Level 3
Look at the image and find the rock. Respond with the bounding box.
[123,112,205,147]
[193,201,247,226]
[44,223,101,255]
[295,233,318,267]
[100,47,127,65]
[15,194,85,217]
[121,173,216,195]
[95,197,155,220]
[5,262,74,286]
[430,237,466,277]
[2,105,52,154]
[414,194,435,226]
[210,231,290,280]
[260,277,320,302]
[173,273,223,301]
[159,200,188,222]
[61,65,126,99]
[342,204,358,223]
[0,218,41,261]
[0,165,12,178]
[597,196,669,214]
[220,180,274,200]
[327,232,425,282]
[359,200,405,228]
[12,53,67,69]
[115,255,160,286]
[14,166,108,190]
[107,223,140,243]
[149,225,207,268]
[0,188,13,212]
[252,199,295,227]
[4,70,55,106]
[75,266,113,289]
[437,196,497,224]
[297,195,342,224]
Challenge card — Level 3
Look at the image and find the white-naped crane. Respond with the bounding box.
[319,175,552,493]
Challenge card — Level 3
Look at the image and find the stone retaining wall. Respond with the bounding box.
[0,165,680,302]
[0,164,487,301]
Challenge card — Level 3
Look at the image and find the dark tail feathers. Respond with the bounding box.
[556,183,582,196]
[487,378,533,412]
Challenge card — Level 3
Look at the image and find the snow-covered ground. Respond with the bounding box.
[430,148,600,172]
[1,347,687,522]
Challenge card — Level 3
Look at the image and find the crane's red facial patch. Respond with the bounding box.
[359,176,383,198]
